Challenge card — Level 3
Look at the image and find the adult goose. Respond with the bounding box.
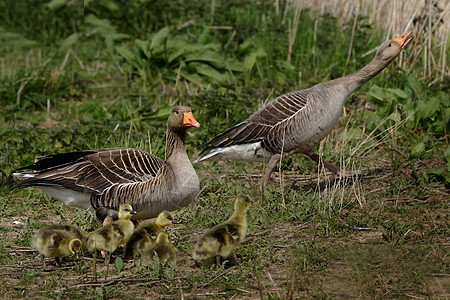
[11,106,200,221]
[195,32,413,187]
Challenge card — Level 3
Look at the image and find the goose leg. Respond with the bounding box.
[261,154,281,189]
[305,152,341,175]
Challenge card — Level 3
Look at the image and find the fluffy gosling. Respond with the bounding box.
[140,232,177,265]
[87,204,136,257]
[32,225,84,267]
[42,224,88,252]
[192,195,251,266]
[124,210,178,259]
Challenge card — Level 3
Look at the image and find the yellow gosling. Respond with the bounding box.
[140,232,177,265]
[124,211,178,259]
[192,195,251,266]
[32,225,84,267]
[87,204,136,257]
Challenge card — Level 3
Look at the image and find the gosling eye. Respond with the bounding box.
[167,216,172,220]
[175,110,179,114]
[388,43,392,47]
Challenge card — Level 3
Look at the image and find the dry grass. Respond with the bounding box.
[280,0,449,83]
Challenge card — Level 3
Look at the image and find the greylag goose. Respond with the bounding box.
[87,204,136,256]
[33,225,85,267]
[192,195,251,266]
[11,106,200,221]
[195,32,413,187]
[124,210,178,259]
[140,232,177,265]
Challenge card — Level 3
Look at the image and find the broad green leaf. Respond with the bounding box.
[185,50,225,69]
[99,0,119,11]
[150,27,170,51]
[179,70,202,85]
[135,39,151,58]
[406,75,423,100]
[0,31,37,47]
[116,45,135,62]
[243,47,267,74]
[416,96,440,123]
[226,58,244,72]
[191,62,228,84]
[198,27,210,44]
[45,0,67,10]
[277,60,296,72]
[444,146,450,170]
[116,45,142,68]
[59,33,79,52]
[114,257,125,272]
[156,106,173,119]
[410,142,425,158]
[391,88,408,100]
[235,40,252,56]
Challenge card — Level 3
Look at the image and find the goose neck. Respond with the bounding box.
[340,56,393,94]
[166,128,186,159]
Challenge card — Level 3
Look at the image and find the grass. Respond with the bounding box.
[0,0,449,298]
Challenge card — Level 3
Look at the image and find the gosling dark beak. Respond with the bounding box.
[130,210,137,215]
[171,219,181,224]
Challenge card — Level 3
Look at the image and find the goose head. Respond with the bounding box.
[68,238,83,258]
[168,106,200,131]
[117,204,137,220]
[155,210,179,226]
[374,31,413,64]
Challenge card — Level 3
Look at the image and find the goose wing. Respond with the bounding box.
[11,148,166,195]
[201,90,309,150]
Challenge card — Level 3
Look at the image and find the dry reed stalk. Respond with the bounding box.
[287,3,302,62]
[286,0,449,82]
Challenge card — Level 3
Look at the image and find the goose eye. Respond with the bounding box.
[175,111,179,114]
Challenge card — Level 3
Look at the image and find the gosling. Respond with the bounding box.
[192,195,251,266]
[87,204,136,257]
[32,225,84,267]
[42,224,88,252]
[124,210,178,259]
[140,232,177,265]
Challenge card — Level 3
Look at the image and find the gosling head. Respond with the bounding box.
[118,204,137,220]
[68,238,83,259]
[234,195,251,213]
[156,211,179,226]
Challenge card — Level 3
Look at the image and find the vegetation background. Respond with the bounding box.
[0,0,448,298]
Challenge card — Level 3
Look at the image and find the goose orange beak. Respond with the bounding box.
[183,112,200,128]
[393,31,413,49]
